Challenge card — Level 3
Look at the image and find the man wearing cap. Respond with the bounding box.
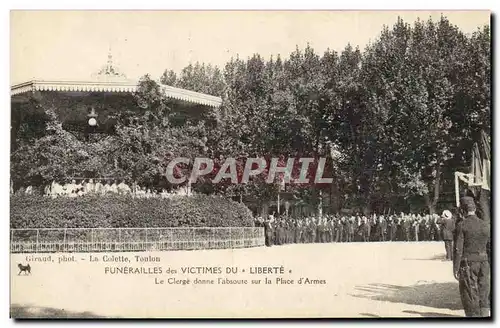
[440,210,455,261]
[453,196,490,317]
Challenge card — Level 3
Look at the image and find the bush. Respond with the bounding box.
[10,194,254,229]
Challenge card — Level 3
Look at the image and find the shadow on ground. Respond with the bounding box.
[402,310,461,317]
[10,304,107,319]
[404,254,448,261]
[352,282,463,314]
[359,312,382,318]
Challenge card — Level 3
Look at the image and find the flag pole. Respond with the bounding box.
[277,192,280,215]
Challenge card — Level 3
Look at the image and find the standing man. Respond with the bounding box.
[440,210,455,261]
[379,216,387,242]
[361,216,370,242]
[412,215,420,242]
[310,218,317,243]
[334,217,341,242]
[95,179,104,196]
[434,214,443,241]
[346,217,354,242]
[389,216,397,241]
[264,215,274,247]
[453,196,490,317]
[403,216,411,242]
[316,218,324,243]
[342,217,349,242]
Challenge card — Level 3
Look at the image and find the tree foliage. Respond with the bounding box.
[11,16,490,215]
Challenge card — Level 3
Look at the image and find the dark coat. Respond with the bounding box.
[441,217,455,240]
[453,214,490,274]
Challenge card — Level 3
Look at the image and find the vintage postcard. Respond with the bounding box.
[10,10,491,319]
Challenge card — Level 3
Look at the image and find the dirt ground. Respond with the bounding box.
[10,241,465,318]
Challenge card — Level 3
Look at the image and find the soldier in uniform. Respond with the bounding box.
[317,217,324,243]
[333,217,340,242]
[284,218,290,244]
[342,217,350,242]
[403,216,411,241]
[320,218,327,243]
[310,218,317,243]
[296,218,302,244]
[389,216,396,241]
[282,218,287,244]
[361,216,366,241]
[263,215,274,247]
[315,218,322,243]
[412,215,419,241]
[440,210,455,261]
[327,217,334,242]
[323,218,330,243]
[361,216,370,242]
[433,214,443,241]
[453,196,490,317]
[300,218,307,243]
[340,217,347,242]
[375,216,384,241]
[380,216,388,241]
[283,219,289,245]
[366,216,373,242]
[293,219,300,244]
[348,217,355,242]
[419,216,429,241]
[428,216,436,241]
[302,218,308,243]
[326,217,333,243]
[284,219,290,244]
[275,219,282,245]
[395,216,403,241]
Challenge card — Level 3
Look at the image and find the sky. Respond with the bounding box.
[10,10,490,85]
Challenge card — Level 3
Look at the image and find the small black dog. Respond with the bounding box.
[18,263,31,275]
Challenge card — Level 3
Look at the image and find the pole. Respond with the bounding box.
[471,149,476,184]
[63,228,67,252]
[211,228,214,249]
[455,172,460,208]
[318,189,323,218]
[192,227,196,250]
[277,192,280,215]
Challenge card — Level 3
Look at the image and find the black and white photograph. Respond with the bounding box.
[9,10,491,319]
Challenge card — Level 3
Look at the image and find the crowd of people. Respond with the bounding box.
[15,180,192,199]
[255,212,455,247]
[255,195,490,318]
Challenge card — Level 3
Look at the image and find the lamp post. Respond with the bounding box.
[88,107,98,127]
[86,107,98,142]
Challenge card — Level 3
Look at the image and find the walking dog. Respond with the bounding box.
[18,263,31,275]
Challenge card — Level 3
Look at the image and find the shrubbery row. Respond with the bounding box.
[10,194,254,229]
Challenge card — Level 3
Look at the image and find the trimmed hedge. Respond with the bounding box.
[10,194,254,229]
